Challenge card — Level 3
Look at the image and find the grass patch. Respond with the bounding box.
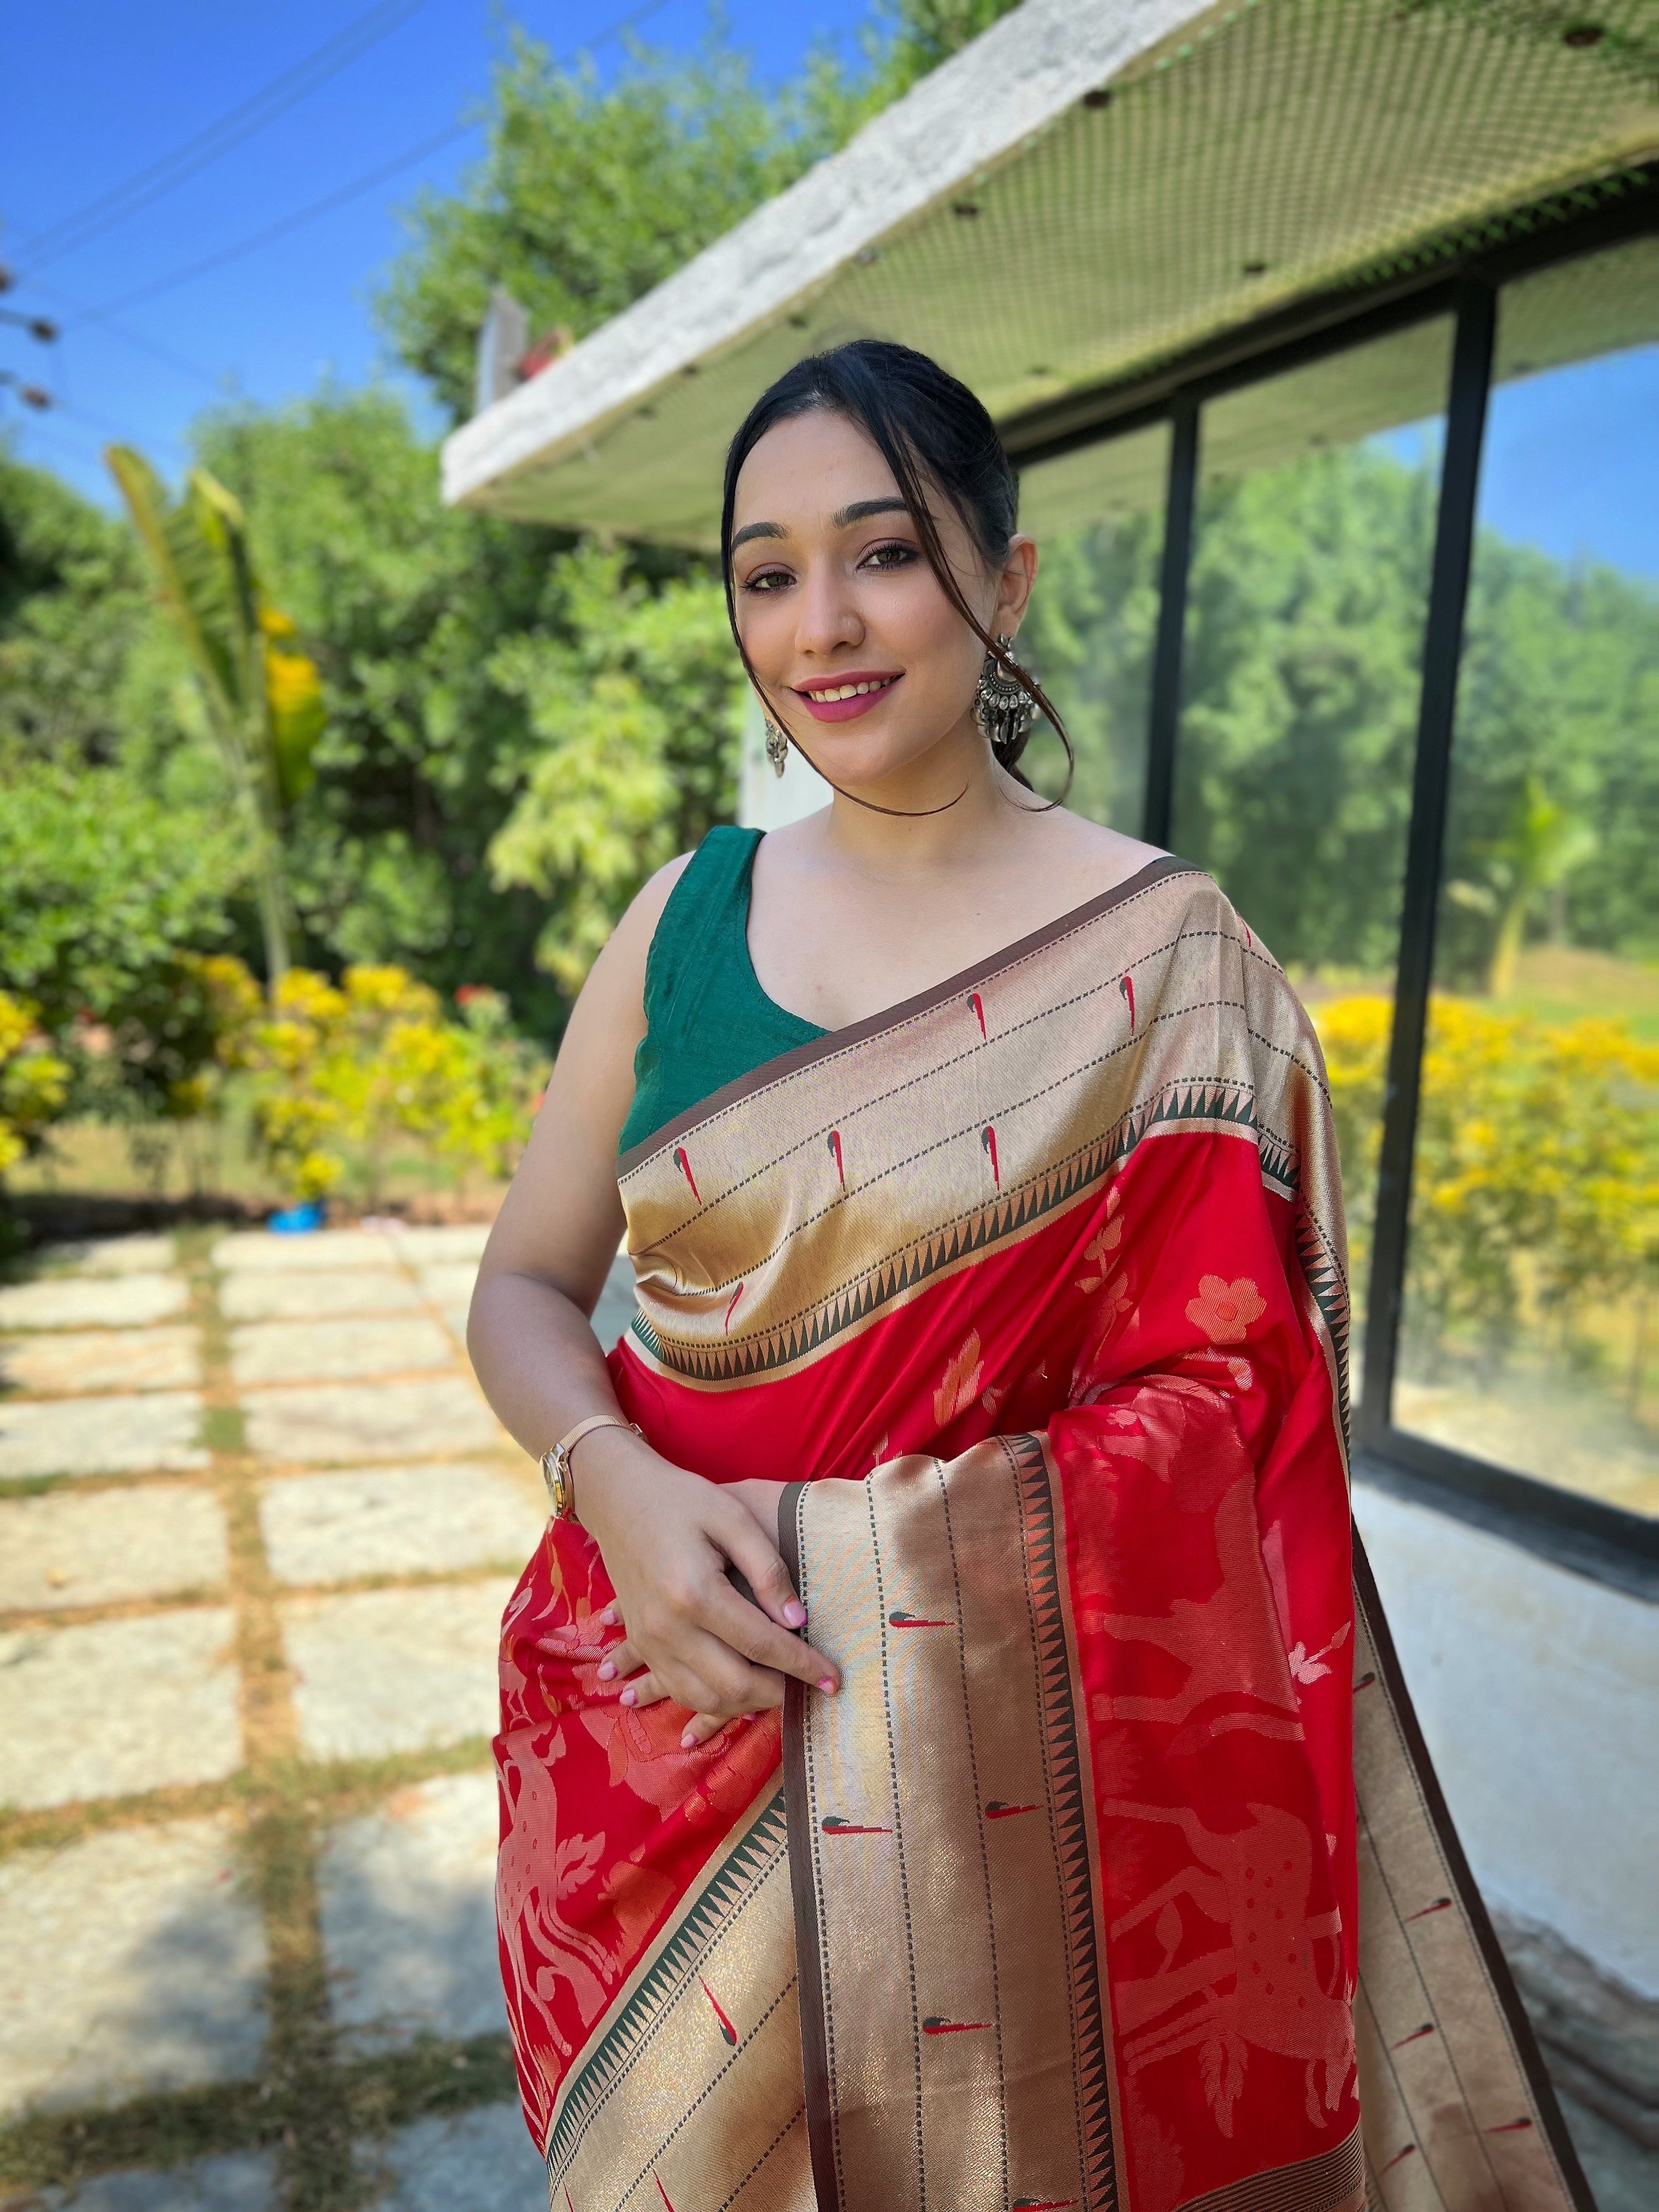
[0,2036,518,2199]
[0,1228,518,2210]
[202,1403,248,1454]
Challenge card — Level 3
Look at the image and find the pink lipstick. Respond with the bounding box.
[792,671,902,723]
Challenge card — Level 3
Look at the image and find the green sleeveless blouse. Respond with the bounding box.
[618,826,827,1154]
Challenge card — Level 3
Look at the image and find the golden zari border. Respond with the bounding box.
[782,1437,1120,2212]
[618,865,1349,1407]
[1349,1544,1594,2212]
[541,1784,814,2211]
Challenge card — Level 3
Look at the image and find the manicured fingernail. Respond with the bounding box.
[620,1686,637,1706]
[819,1677,838,1695]
[680,1729,698,1750]
[597,1660,616,1680]
[783,1599,806,1628]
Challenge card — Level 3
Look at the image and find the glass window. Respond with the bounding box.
[1018,421,1169,832]
[1170,320,1454,1358]
[1395,241,1659,1520]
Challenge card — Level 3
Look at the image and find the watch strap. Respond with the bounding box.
[539,1414,641,1522]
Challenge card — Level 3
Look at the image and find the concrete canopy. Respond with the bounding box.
[441,0,1659,545]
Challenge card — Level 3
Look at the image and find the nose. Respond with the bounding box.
[793,557,864,659]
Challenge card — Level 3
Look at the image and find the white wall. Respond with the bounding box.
[1355,1480,1659,1998]
[736,694,833,833]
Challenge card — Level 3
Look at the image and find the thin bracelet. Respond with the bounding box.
[539,1414,642,1523]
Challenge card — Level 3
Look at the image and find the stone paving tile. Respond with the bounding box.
[229,1315,456,1388]
[591,1254,639,1351]
[259,1464,542,1587]
[0,1391,207,1481]
[0,1815,267,2117]
[0,1326,201,1398]
[0,1276,187,1333]
[364,2103,544,2211]
[0,1610,241,1810]
[1556,2090,1658,2212]
[282,1579,514,1762]
[212,1229,402,1273]
[0,1486,227,1612]
[394,1225,494,1266]
[319,1771,504,2050]
[218,1267,424,1323]
[417,1262,477,1316]
[39,2150,276,2212]
[38,1234,177,1279]
[243,1376,504,1466]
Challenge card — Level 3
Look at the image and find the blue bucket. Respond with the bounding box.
[268,1200,326,1234]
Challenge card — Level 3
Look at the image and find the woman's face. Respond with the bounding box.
[729,407,1034,792]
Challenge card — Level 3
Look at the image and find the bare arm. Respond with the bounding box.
[467,859,838,1746]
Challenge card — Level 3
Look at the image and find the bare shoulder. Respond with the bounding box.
[1031,804,1166,899]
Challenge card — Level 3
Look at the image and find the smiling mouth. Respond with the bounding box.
[793,672,901,721]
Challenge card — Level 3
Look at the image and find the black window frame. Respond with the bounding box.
[1005,178,1659,1600]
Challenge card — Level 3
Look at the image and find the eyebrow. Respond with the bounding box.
[729,495,912,553]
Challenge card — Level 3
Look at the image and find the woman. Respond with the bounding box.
[470,342,1584,2212]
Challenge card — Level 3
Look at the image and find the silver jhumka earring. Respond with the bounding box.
[764,713,789,777]
[975,634,1034,753]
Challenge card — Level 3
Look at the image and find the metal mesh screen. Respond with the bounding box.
[474,0,1659,540]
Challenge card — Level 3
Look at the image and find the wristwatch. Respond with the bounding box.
[539,1414,642,1522]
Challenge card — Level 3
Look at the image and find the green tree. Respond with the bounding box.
[0,445,154,765]
[377,30,868,419]
[191,390,736,1023]
[1440,537,1659,979]
[487,543,741,989]
[0,760,245,1120]
[109,448,326,988]
[375,3,1026,419]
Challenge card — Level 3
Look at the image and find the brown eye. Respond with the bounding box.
[862,542,918,571]
[742,568,792,594]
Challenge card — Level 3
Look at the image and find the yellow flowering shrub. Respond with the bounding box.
[222,961,545,1203]
[1314,994,1659,1365]
[0,991,71,1176]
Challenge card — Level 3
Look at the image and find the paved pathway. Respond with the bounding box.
[0,1226,634,2211]
[5,1231,1650,2211]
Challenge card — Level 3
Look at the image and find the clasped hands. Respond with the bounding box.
[574,1433,840,1750]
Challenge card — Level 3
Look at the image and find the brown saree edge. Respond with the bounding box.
[616,854,1199,1178]
[1351,1530,1598,2212]
[780,1479,840,2212]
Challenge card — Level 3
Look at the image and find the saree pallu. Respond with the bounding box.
[495,859,1590,2212]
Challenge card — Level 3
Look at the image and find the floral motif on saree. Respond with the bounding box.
[495,859,1590,2212]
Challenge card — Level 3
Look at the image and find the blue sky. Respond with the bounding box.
[1379,347,1659,582]
[4,2,1656,584]
[2,0,871,501]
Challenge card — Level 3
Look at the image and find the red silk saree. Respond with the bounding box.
[495,859,1589,2212]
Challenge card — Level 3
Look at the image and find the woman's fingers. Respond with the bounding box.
[695,1575,836,1690]
[681,1712,731,1750]
[622,1657,786,1717]
[596,1637,642,1683]
[721,1480,797,1622]
[708,1504,836,1690]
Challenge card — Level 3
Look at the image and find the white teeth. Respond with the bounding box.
[811,679,890,701]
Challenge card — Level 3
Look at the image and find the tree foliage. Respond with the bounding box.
[1029,444,1659,980]
[378,31,870,418]
[0,445,153,764]
[374,2,1025,417]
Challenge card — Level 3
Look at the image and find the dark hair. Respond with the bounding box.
[719,338,1070,795]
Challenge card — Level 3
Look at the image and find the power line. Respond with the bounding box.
[15,0,426,272]
[27,280,225,391]
[87,119,478,322]
[64,0,674,331]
